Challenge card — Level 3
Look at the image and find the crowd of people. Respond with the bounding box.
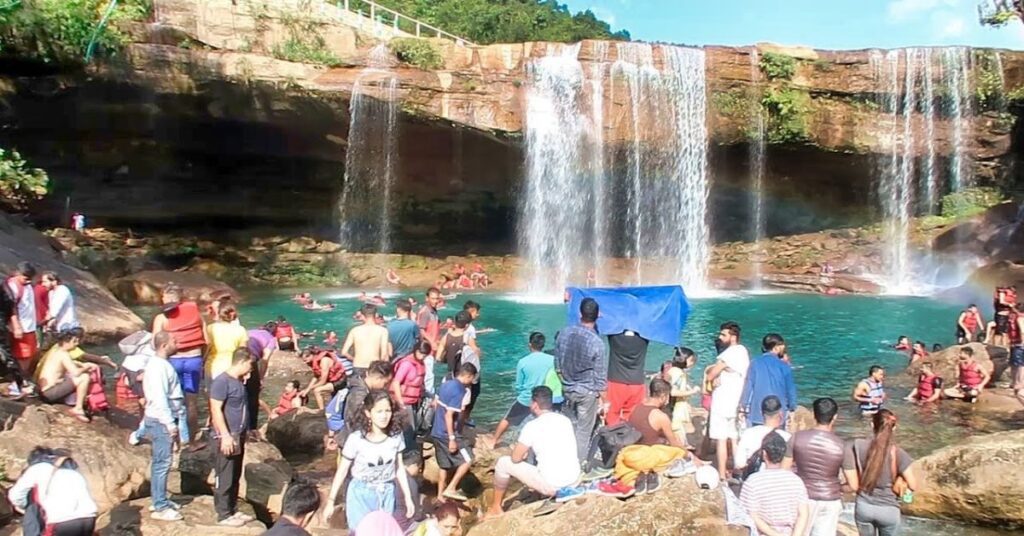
[4,268,1023,536]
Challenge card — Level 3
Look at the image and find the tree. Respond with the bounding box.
[978,0,1024,27]
[0,148,49,211]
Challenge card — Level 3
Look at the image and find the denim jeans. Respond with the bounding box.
[346,479,396,529]
[145,417,174,511]
[560,390,599,463]
[135,408,189,444]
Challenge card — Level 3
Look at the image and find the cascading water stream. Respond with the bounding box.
[337,46,400,253]
[944,47,973,193]
[589,42,610,286]
[749,48,767,289]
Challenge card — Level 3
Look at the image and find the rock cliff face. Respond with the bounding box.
[1,0,1021,251]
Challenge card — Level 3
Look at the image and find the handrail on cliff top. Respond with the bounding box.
[334,0,476,46]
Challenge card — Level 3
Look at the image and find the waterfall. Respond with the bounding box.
[921,49,938,212]
[338,70,400,253]
[749,48,767,288]
[518,43,709,295]
[519,44,592,294]
[944,47,973,192]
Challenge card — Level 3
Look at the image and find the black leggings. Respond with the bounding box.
[47,517,96,536]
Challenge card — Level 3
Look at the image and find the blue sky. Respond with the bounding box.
[562,0,1024,50]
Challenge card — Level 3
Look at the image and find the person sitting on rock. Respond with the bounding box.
[411,502,462,536]
[386,269,402,286]
[266,380,305,420]
[299,347,352,410]
[943,347,990,403]
[905,362,943,404]
[8,446,98,536]
[274,316,299,352]
[36,330,97,422]
[614,379,700,494]
[485,386,581,517]
[263,479,321,536]
[739,432,810,536]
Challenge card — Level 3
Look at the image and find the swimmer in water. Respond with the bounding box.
[893,336,911,352]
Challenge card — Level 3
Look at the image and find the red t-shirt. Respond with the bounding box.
[33,284,49,324]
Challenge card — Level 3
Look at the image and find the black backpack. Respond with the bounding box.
[585,422,642,470]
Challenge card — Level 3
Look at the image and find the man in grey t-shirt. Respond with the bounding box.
[783,397,845,536]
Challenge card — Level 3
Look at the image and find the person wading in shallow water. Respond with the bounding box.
[852,366,886,415]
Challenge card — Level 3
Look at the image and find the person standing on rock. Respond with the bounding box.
[152,285,207,443]
[956,304,984,344]
[783,397,845,536]
[341,303,390,377]
[605,328,650,426]
[387,300,420,362]
[706,321,750,481]
[739,432,809,536]
[488,332,555,448]
[842,409,918,536]
[740,333,797,428]
[554,297,607,463]
[6,261,38,389]
[485,386,581,517]
[417,288,442,351]
[262,479,321,536]
[1013,306,1024,407]
[205,305,248,381]
[142,331,185,522]
[209,348,256,527]
[40,271,78,334]
[852,366,886,415]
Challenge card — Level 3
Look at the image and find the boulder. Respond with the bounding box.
[761,273,883,294]
[108,270,240,305]
[97,495,264,535]
[0,213,143,342]
[939,261,1024,305]
[904,429,1024,528]
[467,477,746,536]
[0,404,152,515]
[902,343,1001,389]
[265,410,326,460]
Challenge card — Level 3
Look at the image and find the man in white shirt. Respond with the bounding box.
[41,271,78,333]
[485,386,580,517]
[142,331,185,521]
[706,321,750,481]
[735,395,791,476]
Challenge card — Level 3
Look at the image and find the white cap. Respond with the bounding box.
[695,466,720,490]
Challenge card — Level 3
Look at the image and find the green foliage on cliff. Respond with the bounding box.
[974,50,1006,112]
[759,51,797,81]
[0,148,48,211]
[0,0,151,64]
[390,37,442,70]
[941,187,1006,219]
[355,0,629,44]
[761,88,810,143]
[270,7,344,67]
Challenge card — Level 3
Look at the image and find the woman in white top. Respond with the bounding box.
[8,446,98,536]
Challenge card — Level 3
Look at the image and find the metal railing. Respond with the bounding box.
[334,0,475,46]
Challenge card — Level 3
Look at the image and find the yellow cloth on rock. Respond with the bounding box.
[614,444,689,486]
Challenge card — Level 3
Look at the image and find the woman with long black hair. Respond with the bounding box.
[842,410,919,536]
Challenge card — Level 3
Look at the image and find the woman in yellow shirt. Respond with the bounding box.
[205,305,248,379]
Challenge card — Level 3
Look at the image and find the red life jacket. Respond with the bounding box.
[959,361,984,389]
[962,310,978,332]
[275,390,300,414]
[1011,311,1022,345]
[310,352,345,383]
[86,368,109,412]
[917,373,938,400]
[162,301,205,352]
[394,355,426,406]
[1008,287,1018,307]
[275,323,295,341]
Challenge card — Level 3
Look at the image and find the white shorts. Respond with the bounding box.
[708,411,739,440]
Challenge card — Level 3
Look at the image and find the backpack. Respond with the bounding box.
[584,422,642,470]
[85,368,109,413]
[325,387,348,433]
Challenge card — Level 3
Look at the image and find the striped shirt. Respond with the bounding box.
[739,468,808,535]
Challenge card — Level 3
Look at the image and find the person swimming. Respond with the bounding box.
[893,336,911,352]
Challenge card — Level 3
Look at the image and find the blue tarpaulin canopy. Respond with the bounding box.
[564,286,690,346]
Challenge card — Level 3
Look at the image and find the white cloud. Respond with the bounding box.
[934,13,967,37]
[590,6,617,26]
[885,0,961,23]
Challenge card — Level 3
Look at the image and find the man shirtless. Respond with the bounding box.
[36,330,97,422]
[340,304,390,374]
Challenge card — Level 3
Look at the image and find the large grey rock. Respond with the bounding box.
[97,495,264,535]
[108,270,240,306]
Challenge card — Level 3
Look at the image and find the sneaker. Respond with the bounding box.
[148,500,181,512]
[554,486,586,503]
[6,383,21,397]
[665,459,697,478]
[646,472,661,494]
[230,512,255,523]
[217,516,246,527]
[596,480,634,499]
[633,472,648,495]
[442,490,469,502]
[464,419,476,428]
[581,466,613,482]
[128,431,140,446]
[150,508,183,521]
[533,499,561,517]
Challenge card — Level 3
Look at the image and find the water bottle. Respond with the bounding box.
[901,489,914,504]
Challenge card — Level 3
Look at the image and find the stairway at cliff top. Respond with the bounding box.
[338,46,400,253]
[871,47,978,294]
[519,43,709,296]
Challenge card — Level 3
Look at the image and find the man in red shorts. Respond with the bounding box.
[6,262,38,391]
